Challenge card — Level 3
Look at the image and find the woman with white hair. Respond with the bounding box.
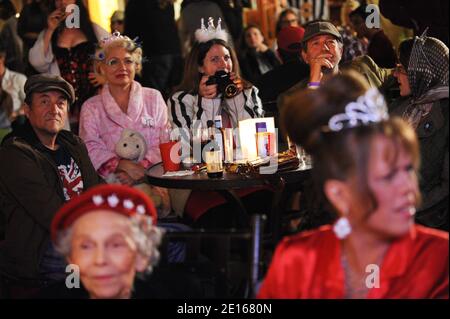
[49,184,163,299]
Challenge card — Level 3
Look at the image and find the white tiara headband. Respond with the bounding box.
[323,88,389,132]
[194,17,228,43]
[95,31,142,61]
[100,31,129,48]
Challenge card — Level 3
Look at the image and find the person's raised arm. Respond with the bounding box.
[44,8,67,55]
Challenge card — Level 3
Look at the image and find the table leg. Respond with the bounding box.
[216,189,250,227]
[215,190,251,297]
[268,177,286,244]
[248,214,264,298]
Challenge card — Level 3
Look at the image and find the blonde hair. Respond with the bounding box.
[95,37,143,76]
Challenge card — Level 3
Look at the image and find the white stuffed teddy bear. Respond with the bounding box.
[106,129,146,184]
[115,128,147,163]
[107,128,171,218]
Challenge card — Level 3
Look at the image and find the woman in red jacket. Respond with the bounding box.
[258,72,449,299]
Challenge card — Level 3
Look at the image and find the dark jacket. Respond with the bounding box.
[277,55,395,111]
[391,98,449,230]
[239,49,281,85]
[0,120,102,282]
[254,59,309,115]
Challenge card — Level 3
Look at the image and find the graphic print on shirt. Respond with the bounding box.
[58,157,84,201]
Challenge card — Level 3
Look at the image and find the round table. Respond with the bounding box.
[146,162,311,297]
[147,162,311,189]
[146,163,267,190]
[146,162,312,239]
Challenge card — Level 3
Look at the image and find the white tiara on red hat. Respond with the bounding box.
[195,17,229,43]
[92,193,148,216]
[324,88,389,132]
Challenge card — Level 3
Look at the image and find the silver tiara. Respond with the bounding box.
[324,88,389,132]
[194,17,228,43]
[100,31,129,48]
[94,31,141,61]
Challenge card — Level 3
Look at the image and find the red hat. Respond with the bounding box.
[51,184,158,242]
[277,26,305,52]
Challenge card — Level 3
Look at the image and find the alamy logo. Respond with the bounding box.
[65,4,80,29]
[365,263,380,288]
[65,264,80,289]
[365,4,381,29]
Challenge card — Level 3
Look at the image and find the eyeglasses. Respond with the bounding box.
[394,64,407,75]
[104,57,136,69]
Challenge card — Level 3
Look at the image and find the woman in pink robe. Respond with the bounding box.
[79,33,168,185]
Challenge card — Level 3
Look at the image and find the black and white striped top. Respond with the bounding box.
[167,87,264,130]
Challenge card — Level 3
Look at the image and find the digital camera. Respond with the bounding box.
[205,70,238,98]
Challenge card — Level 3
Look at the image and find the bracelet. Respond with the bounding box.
[307,82,321,87]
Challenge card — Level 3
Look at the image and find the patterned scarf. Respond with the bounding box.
[403,33,449,128]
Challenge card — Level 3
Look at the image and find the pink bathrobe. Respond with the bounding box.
[79,81,168,176]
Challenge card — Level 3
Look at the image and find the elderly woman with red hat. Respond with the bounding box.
[48,184,163,299]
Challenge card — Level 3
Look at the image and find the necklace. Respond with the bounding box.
[341,252,370,299]
[341,247,387,299]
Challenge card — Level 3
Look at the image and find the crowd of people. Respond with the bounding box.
[0,0,448,300]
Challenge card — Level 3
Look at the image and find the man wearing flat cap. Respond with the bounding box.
[0,74,102,297]
[279,20,394,103]
[300,20,344,88]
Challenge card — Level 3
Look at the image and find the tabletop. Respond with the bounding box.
[146,162,312,191]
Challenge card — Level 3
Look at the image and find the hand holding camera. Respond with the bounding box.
[199,75,218,99]
[200,70,241,99]
[229,72,243,94]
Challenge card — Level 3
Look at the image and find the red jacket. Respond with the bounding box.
[258,225,449,299]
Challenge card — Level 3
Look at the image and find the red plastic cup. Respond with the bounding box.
[159,141,181,172]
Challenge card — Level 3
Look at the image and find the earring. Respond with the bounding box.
[333,211,352,240]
